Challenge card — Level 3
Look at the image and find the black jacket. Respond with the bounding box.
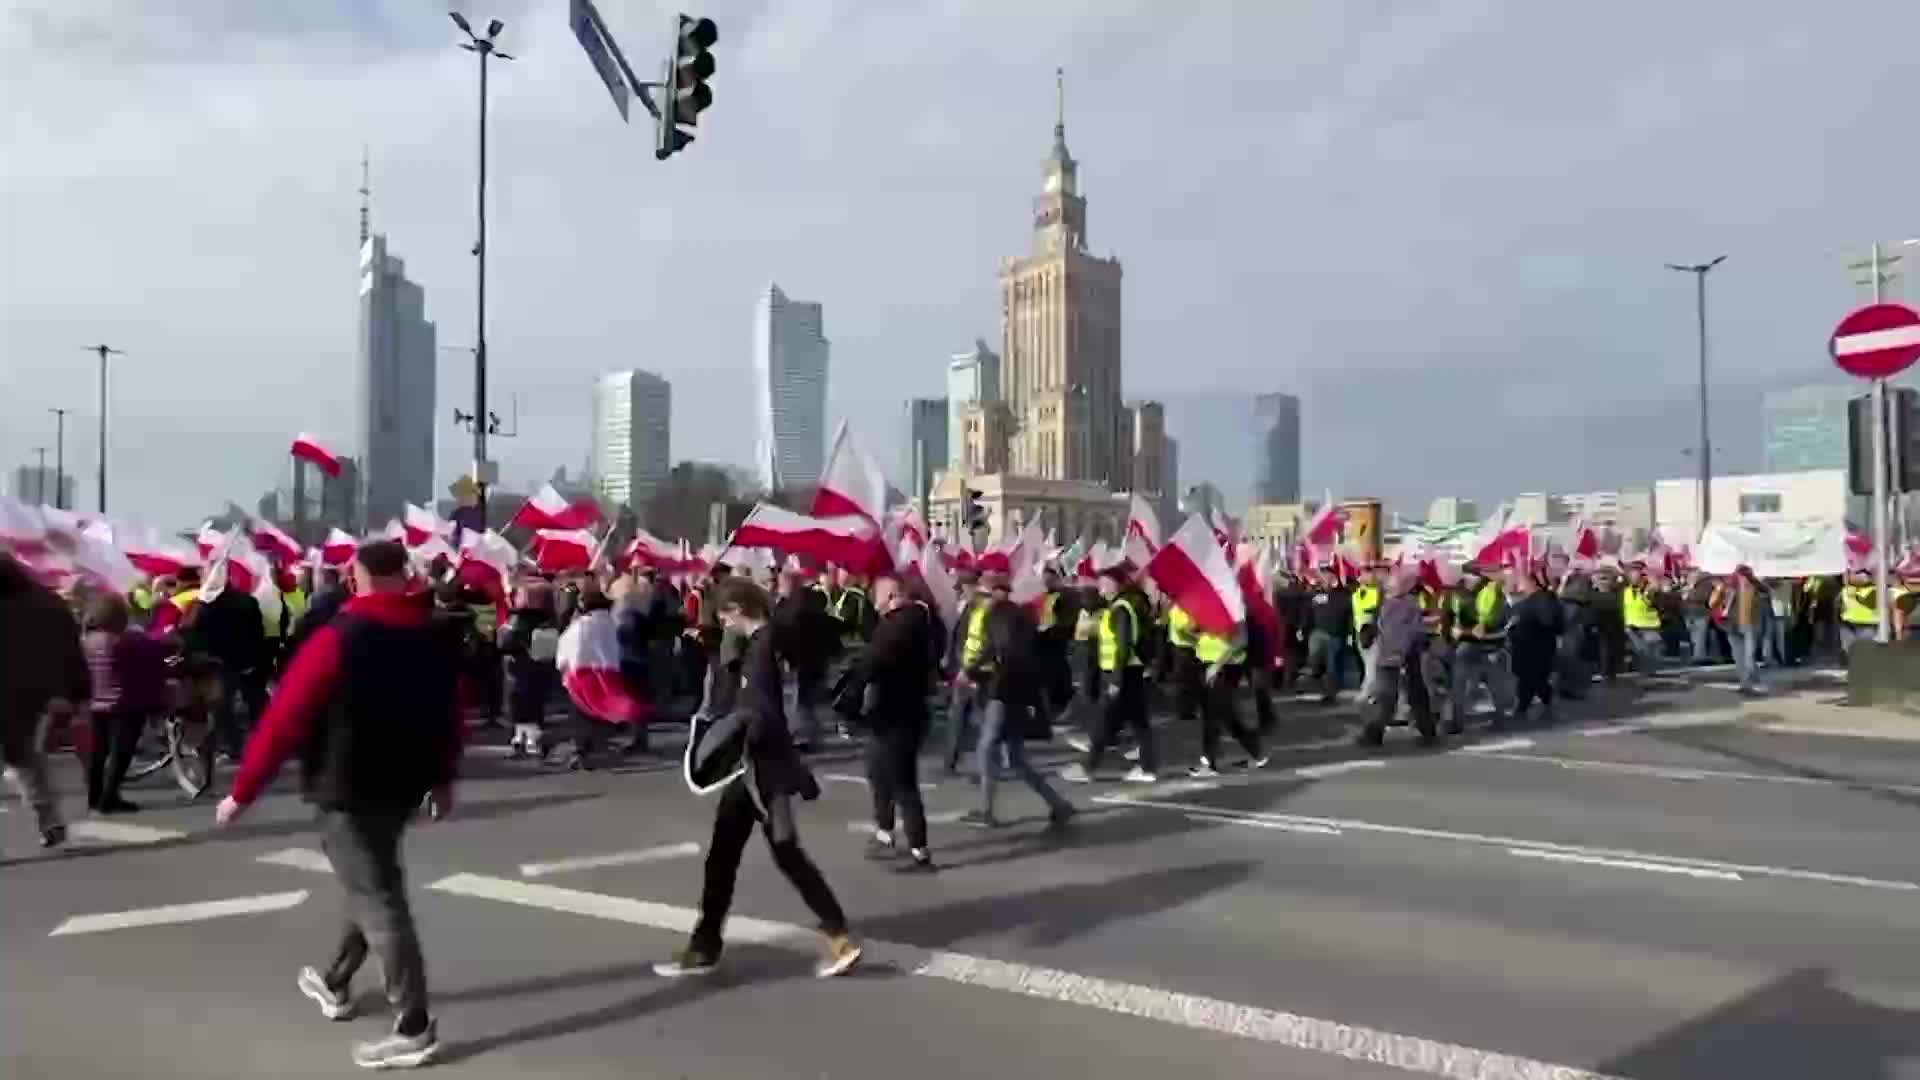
[736,624,819,802]
[843,600,935,725]
[188,587,267,673]
[299,610,462,814]
[1507,591,1565,653]
[980,599,1044,708]
[286,585,347,664]
[498,607,559,724]
[773,590,840,673]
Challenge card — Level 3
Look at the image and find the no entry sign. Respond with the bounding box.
[1830,303,1920,379]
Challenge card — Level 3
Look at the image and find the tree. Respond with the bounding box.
[642,461,753,543]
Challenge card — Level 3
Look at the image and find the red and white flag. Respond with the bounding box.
[1301,491,1346,552]
[918,541,960,626]
[530,528,598,574]
[456,529,520,596]
[248,516,302,566]
[196,522,225,558]
[320,528,357,566]
[1123,493,1161,569]
[812,422,891,525]
[557,609,646,725]
[201,529,271,602]
[624,528,681,569]
[403,503,450,547]
[1145,514,1246,636]
[120,525,200,578]
[374,518,407,544]
[1210,508,1239,549]
[729,503,884,571]
[289,433,344,478]
[510,483,603,532]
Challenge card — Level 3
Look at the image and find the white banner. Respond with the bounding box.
[1693,522,1847,578]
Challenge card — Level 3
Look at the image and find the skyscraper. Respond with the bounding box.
[356,233,437,526]
[753,282,830,492]
[1253,392,1302,503]
[1763,384,1852,473]
[998,69,1124,486]
[900,397,948,503]
[946,339,1002,468]
[590,370,672,513]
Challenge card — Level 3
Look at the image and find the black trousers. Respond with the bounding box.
[1200,666,1261,764]
[215,670,267,756]
[1246,662,1279,733]
[692,782,846,954]
[864,719,929,850]
[1172,648,1203,723]
[1365,655,1436,739]
[1086,667,1154,774]
[1513,645,1556,714]
[86,708,147,808]
[319,809,429,1032]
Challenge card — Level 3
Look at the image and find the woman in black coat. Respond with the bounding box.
[498,582,560,759]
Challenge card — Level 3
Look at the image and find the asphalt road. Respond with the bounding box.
[7,667,1920,1079]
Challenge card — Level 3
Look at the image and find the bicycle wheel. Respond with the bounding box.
[123,716,173,782]
[167,718,214,800]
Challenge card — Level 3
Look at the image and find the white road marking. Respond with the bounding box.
[1549,759,1709,781]
[821,773,937,790]
[1290,760,1388,779]
[1482,752,1920,795]
[1506,847,1742,881]
[519,841,703,878]
[66,820,185,845]
[426,872,1625,1080]
[1111,796,1920,893]
[1460,737,1535,754]
[257,847,333,873]
[844,810,972,834]
[49,890,309,937]
[1576,724,1646,738]
[1187,813,1341,836]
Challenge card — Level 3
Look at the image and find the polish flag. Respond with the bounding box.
[1301,491,1346,550]
[117,525,199,578]
[375,518,407,544]
[1569,516,1600,561]
[457,529,519,592]
[1123,493,1161,569]
[624,528,681,569]
[320,528,357,566]
[812,422,891,525]
[249,517,303,566]
[403,503,450,547]
[196,522,224,558]
[289,433,344,478]
[1467,504,1514,566]
[201,529,270,602]
[1210,508,1239,550]
[1237,556,1281,659]
[530,528,598,574]
[556,608,647,725]
[916,540,960,626]
[510,483,603,532]
[1145,514,1246,636]
[728,503,884,571]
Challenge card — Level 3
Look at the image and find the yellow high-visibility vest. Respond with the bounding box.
[1073,609,1097,642]
[1840,586,1878,626]
[1166,606,1196,650]
[962,602,991,667]
[1352,584,1381,627]
[1623,586,1662,631]
[1194,630,1244,666]
[1099,598,1143,671]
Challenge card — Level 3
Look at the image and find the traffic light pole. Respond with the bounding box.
[1869,243,1892,642]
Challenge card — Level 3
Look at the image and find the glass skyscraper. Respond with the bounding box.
[1762,384,1852,473]
[590,370,672,513]
[753,283,829,493]
[356,234,436,528]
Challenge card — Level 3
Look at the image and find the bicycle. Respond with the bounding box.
[118,656,224,799]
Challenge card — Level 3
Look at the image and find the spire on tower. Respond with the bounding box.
[357,147,371,246]
[1054,67,1065,138]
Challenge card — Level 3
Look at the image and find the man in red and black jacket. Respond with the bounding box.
[215,540,462,1071]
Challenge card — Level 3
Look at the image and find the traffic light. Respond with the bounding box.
[656,14,716,160]
[962,487,986,530]
[1848,388,1919,496]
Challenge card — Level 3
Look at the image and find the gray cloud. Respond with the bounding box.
[3,0,1917,530]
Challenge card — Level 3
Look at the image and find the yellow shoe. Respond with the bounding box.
[816,933,862,978]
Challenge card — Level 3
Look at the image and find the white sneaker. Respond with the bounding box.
[1123,746,1141,763]
[1243,755,1271,771]
[1059,763,1093,784]
[1123,766,1157,784]
[1064,734,1091,753]
[1187,761,1220,779]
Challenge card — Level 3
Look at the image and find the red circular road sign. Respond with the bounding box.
[1830,302,1920,379]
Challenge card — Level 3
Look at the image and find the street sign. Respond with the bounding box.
[1830,302,1920,379]
[571,0,632,121]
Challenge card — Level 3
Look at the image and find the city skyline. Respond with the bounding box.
[355,232,437,528]
[6,4,1920,529]
[589,369,671,514]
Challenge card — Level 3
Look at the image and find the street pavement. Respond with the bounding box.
[7,665,1920,1079]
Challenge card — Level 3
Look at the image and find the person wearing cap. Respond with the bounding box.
[1061,566,1158,784]
[842,573,939,870]
[961,572,1076,828]
[1506,568,1564,722]
[1358,568,1436,747]
[1445,561,1514,733]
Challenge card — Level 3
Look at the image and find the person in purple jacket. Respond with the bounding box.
[82,592,171,813]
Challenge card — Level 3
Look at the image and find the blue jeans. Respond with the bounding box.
[1726,627,1762,690]
[978,699,1071,819]
[1686,616,1710,663]
[1306,630,1347,698]
[1628,629,1664,673]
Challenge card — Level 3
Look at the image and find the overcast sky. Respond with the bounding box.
[4,0,1919,532]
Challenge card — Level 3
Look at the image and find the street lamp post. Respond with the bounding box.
[32,447,48,503]
[450,12,513,529]
[48,407,68,510]
[1664,256,1727,532]
[83,344,124,513]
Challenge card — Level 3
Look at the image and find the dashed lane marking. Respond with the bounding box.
[1459,737,1535,754]
[844,810,971,834]
[425,872,1628,1080]
[49,891,309,937]
[1290,760,1388,779]
[257,847,333,873]
[66,820,186,846]
[1506,848,1743,881]
[1109,796,1920,893]
[519,841,704,878]
[1186,813,1341,836]
[1479,752,1920,795]
[821,773,938,791]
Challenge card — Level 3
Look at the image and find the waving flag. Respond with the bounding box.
[201,529,271,602]
[1301,491,1346,550]
[510,483,603,532]
[729,503,885,571]
[402,503,450,547]
[319,528,357,567]
[812,421,890,524]
[530,528,597,574]
[196,522,225,558]
[1123,493,1161,569]
[247,516,302,566]
[556,609,647,724]
[115,525,199,578]
[289,433,344,478]
[624,528,681,569]
[1145,514,1246,636]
